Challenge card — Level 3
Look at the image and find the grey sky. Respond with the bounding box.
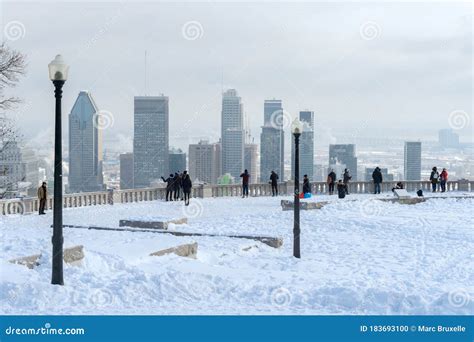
[1,1,472,152]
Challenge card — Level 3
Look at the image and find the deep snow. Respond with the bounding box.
[0,192,473,315]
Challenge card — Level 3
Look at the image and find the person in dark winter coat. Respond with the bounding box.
[429,167,439,192]
[327,169,336,195]
[372,167,383,194]
[439,168,448,192]
[181,171,192,206]
[303,174,311,194]
[270,171,279,196]
[240,169,250,198]
[343,169,352,194]
[173,172,181,200]
[392,182,404,192]
[161,174,174,201]
[37,182,47,215]
[336,180,347,199]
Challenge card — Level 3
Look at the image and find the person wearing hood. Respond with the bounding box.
[439,168,448,192]
[372,167,383,194]
[429,167,439,192]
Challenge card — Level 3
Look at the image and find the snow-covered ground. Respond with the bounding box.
[0,192,473,315]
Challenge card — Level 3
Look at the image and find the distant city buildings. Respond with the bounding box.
[119,153,134,190]
[189,140,221,184]
[329,144,358,180]
[244,143,258,184]
[438,129,459,149]
[404,141,422,180]
[260,99,284,182]
[68,91,104,193]
[292,110,314,180]
[133,96,169,188]
[221,89,244,179]
[0,141,24,197]
[169,148,186,174]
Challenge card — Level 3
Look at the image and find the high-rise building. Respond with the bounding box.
[189,140,221,184]
[329,144,358,180]
[68,91,104,193]
[221,89,244,179]
[133,96,169,188]
[0,140,25,198]
[260,99,284,182]
[169,148,186,174]
[292,111,314,180]
[404,141,422,180]
[22,148,40,196]
[120,153,134,190]
[438,129,460,148]
[244,143,258,184]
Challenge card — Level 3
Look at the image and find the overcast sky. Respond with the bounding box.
[1,1,472,152]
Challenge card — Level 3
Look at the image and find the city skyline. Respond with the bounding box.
[1,1,471,152]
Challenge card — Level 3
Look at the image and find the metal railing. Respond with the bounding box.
[1,179,472,215]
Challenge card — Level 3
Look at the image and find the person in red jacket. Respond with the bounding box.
[439,168,448,192]
[240,169,250,198]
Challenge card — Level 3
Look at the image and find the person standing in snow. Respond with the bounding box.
[429,167,439,192]
[336,180,347,199]
[37,181,47,215]
[439,168,448,193]
[303,174,311,195]
[327,169,336,195]
[173,172,181,201]
[343,168,352,194]
[240,169,250,198]
[181,170,192,206]
[270,171,279,196]
[161,174,174,201]
[372,167,383,194]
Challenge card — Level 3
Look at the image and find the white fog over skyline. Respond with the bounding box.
[0,1,472,152]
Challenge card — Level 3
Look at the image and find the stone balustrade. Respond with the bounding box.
[1,179,472,215]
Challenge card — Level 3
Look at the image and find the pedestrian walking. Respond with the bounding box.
[440,168,448,192]
[161,174,174,201]
[343,168,352,194]
[240,169,250,198]
[372,167,383,194]
[37,181,47,215]
[430,167,439,192]
[327,169,336,195]
[181,170,192,206]
[270,171,279,196]
[303,174,311,194]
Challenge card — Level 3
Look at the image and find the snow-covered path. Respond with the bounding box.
[0,192,473,315]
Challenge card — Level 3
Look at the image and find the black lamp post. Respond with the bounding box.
[48,55,69,285]
[292,118,303,259]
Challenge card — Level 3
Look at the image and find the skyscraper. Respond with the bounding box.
[438,129,460,148]
[221,89,244,179]
[404,141,422,180]
[260,99,284,182]
[292,111,314,180]
[169,148,186,174]
[329,144,358,180]
[133,96,169,188]
[244,143,258,184]
[68,91,104,193]
[189,140,221,184]
[120,153,134,190]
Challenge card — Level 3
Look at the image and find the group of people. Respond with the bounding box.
[430,167,449,192]
[326,168,352,198]
[161,170,193,205]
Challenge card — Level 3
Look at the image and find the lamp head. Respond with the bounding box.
[48,54,69,81]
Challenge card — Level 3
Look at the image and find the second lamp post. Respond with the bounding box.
[292,118,303,259]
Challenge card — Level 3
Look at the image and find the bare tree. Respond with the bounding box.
[0,43,26,111]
